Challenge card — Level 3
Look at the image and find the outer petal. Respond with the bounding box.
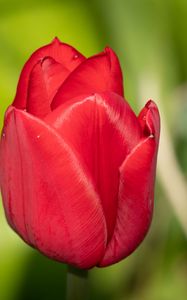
[46,92,142,240]
[99,101,160,267]
[0,107,30,240]
[13,38,85,109]
[0,107,107,269]
[51,48,124,109]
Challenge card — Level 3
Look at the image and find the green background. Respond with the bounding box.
[1,0,187,299]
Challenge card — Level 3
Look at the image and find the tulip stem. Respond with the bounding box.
[66,265,89,300]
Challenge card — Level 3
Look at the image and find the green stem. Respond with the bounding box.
[66,265,89,300]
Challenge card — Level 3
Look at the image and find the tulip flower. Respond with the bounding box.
[0,38,160,270]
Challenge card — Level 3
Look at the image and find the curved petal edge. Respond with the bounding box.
[99,100,160,267]
[0,107,107,269]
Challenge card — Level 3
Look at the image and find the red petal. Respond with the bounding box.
[46,92,142,240]
[138,100,160,142]
[99,101,160,267]
[51,47,124,109]
[26,62,49,117]
[27,57,70,117]
[0,107,107,268]
[0,106,31,242]
[13,38,85,109]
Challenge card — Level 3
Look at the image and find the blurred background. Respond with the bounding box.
[0,0,187,299]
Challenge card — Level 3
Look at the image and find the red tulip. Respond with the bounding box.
[0,38,160,269]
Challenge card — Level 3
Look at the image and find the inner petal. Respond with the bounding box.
[51,47,124,110]
[27,57,70,118]
[13,37,85,109]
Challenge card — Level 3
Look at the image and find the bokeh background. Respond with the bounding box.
[1,0,187,299]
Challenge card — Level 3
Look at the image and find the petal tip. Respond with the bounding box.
[104,46,112,53]
[145,99,158,110]
[104,47,116,62]
[138,100,160,140]
[51,37,61,45]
